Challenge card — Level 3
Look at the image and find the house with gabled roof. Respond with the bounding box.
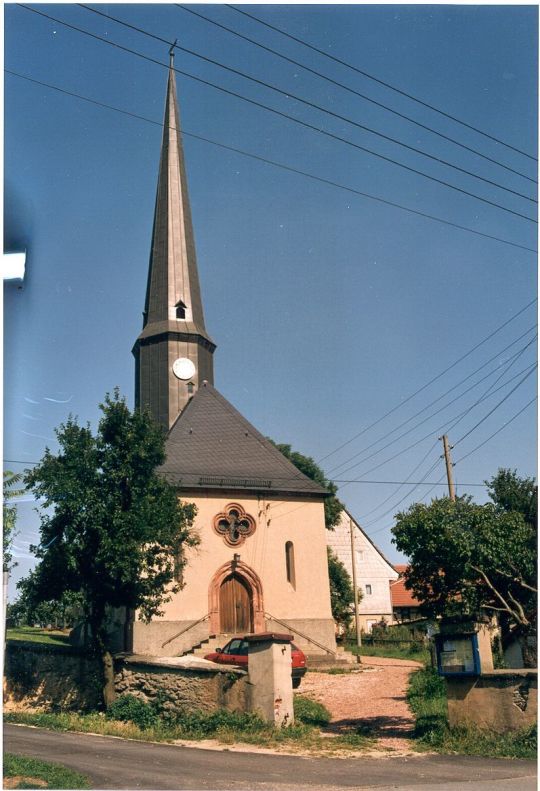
[390,564,423,623]
[327,509,398,633]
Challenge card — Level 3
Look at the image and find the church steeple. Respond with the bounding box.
[133,51,216,431]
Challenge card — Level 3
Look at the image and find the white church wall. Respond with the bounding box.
[132,491,336,656]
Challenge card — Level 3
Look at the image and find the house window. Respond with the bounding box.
[365,584,372,595]
[176,300,187,319]
[285,541,296,588]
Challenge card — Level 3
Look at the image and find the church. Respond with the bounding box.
[128,54,336,659]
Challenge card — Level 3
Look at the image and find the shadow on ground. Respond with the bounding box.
[327,714,414,739]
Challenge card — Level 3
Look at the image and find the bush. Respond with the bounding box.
[106,694,158,730]
[294,696,331,727]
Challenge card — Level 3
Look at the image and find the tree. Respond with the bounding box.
[327,548,355,631]
[11,571,85,629]
[3,470,24,573]
[392,470,537,664]
[270,442,344,529]
[486,468,537,528]
[25,390,197,707]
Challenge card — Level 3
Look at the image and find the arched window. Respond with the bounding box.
[175,300,187,319]
[285,541,296,588]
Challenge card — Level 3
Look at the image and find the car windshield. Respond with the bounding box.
[223,639,242,654]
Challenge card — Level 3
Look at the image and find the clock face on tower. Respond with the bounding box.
[172,357,196,380]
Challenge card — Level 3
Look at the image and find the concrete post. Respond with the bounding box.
[246,632,294,727]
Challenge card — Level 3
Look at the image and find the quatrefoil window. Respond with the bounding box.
[213,503,256,547]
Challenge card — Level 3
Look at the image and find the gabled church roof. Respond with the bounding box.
[159,381,328,497]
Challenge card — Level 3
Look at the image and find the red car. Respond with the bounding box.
[204,636,307,688]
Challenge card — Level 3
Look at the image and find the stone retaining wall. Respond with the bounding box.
[4,642,248,715]
[115,655,248,714]
[446,669,537,734]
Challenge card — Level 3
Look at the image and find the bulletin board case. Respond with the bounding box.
[434,632,481,677]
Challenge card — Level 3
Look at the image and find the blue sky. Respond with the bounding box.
[4,3,538,597]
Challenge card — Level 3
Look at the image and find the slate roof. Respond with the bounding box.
[159,381,328,497]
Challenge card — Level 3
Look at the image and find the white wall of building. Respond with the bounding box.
[328,509,398,631]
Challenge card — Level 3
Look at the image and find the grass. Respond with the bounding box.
[6,627,71,647]
[3,753,90,789]
[407,666,537,759]
[5,696,372,755]
[346,640,431,665]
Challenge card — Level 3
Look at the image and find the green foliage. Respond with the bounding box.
[3,470,24,573]
[392,471,537,643]
[294,696,331,726]
[270,441,344,529]
[11,575,84,629]
[5,708,375,753]
[106,694,158,729]
[347,639,430,664]
[25,391,197,623]
[486,468,537,528]
[171,708,268,737]
[23,390,197,705]
[327,548,354,628]
[4,753,90,789]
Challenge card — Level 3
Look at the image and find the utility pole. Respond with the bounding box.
[440,434,456,501]
[349,517,362,663]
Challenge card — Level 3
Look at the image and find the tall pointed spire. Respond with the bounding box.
[133,52,216,431]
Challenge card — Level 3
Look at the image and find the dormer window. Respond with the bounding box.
[175,300,187,319]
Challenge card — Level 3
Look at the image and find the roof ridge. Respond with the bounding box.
[160,382,327,496]
[343,508,399,574]
[204,384,323,487]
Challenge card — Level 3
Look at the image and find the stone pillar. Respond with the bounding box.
[475,622,495,673]
[246,632,294,727]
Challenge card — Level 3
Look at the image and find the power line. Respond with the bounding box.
[363,471,449,538]
[1,458,488,486]
[227,4,537,163]
[317,298,538,465]
[327,336,537,477]
[335,360,537,480]
[356,440,440,521]
[454,396,537,464]
[452,363,537,447]
[17,6,537,225]
[327,326,536,474]
[79,3,537,206]
[354,341,535,520]
[443,333,537,436]
[6,70,535,256]
[360,456,442,529]
[177,4,536,186]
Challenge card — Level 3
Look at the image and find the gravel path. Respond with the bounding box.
[299,656,423,753]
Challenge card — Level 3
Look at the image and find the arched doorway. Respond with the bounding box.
[209,561,265,635]
[219,573,252,633]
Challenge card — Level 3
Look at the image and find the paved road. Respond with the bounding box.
[5,724,537,791]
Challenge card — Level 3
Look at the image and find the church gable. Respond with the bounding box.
[159,381,328,498]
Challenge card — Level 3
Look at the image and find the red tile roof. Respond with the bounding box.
[390,565,421,608]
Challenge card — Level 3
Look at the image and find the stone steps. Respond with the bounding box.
[182,634,235,658]
[182,634,358,669]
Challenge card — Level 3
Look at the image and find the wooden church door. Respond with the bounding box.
[220,574,252,633]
